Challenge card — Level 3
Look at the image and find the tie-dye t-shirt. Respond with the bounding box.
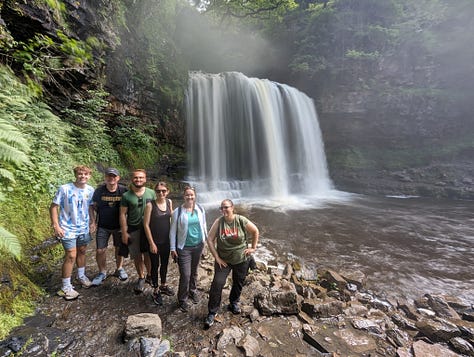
[52,182,95,238]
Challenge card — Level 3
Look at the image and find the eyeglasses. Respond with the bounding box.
[156,189,167,193]
[220,206,232,210]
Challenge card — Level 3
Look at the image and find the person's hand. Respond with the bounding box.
[244,247,256,256]
[122,232,130,245]
[171,250,178,263]
[89,221,97,234]
[149,242,157,254]
[53,224,65,239]
[215,256,227,268]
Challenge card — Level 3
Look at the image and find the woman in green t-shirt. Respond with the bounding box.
[204,199,259,328]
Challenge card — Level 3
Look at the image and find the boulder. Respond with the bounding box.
[415,317,461,343]
[412,340,460,357]
[254,288,301,316]
[123,313,162,342]
[425,294,461,320]
[301,298,345,318]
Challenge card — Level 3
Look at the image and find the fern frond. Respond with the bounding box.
[0,142,30,164]
[0,168,15,182]
[0,226,22,259]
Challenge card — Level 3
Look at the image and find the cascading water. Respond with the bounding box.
[185,71,337,204]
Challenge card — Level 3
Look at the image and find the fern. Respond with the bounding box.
[0,227,22,260]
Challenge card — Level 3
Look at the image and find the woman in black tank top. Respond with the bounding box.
[144,182,174,305]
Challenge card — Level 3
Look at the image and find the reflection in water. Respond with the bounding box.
[223,195,474,303]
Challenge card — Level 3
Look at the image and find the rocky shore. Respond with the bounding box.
[1,244,473,356]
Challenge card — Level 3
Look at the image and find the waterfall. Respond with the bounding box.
[185,71,335,204]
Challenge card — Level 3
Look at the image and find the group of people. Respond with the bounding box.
[50,166,259,329]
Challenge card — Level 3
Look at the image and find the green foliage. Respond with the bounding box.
[61,90,122,167]
[112,116,158,169]
[4,27,94,95]
[0,227,21,260]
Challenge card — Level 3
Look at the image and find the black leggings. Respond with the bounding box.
[149,242,171,288]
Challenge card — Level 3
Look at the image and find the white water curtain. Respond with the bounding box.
[185,71,332,202]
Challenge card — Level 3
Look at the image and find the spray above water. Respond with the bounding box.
[185,71,347,207]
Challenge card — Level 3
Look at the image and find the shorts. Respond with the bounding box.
[61,233,92,250]
[128,228,144,259]
[96,227,122,250]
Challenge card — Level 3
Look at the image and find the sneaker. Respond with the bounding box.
[159,285,174,296]
[152,291,163,306]
[145,274,152,285]
[78,276,92,288]
[228,303,241,315]
[114,268,128,281]
[134,278,145,294]
[178,301,190,312]
[91,272,106,286]
[189,291,199,304]
[57,288,80,300]
[204,314,216,329]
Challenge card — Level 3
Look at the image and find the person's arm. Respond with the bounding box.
[143,202,157,254]
[119,206,129,245]
[89,203,97,234]
[207,218,227,268]
[169,209,178,259]
[49,203,64,238]
[243,220,259,256]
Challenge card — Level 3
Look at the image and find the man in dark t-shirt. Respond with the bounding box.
[90,168,129,285]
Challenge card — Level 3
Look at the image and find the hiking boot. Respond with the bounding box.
[134,278,145,294]
[145,274,152,285]
[114,268,128,281]
[78,276,92,288]
[204,314,216,329]
[228,303,241,315]
[152,291,163,306]
[159,285,175,296]
[178,301,190,312]
[58,287,80,300]
[91,272,106,286]
[189,291,199,304]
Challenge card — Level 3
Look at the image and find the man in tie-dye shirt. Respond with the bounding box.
[50,165,95,300]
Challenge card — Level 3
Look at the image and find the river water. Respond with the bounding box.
[206,194,474,304]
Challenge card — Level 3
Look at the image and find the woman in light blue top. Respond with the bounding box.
[170,186,207,312]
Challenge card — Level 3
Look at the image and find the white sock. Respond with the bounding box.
[62,277,72,291]
[77,267,86,279]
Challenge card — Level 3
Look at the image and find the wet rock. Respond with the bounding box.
[343,301,369,317]
[124,313,162,342]
[455,319,474,339]
[237,334,260,356]
[425,294,461,320]
[340,269,367,290]
[391,312,418,331]
[332,327,378,354]
[351,318,385,335]
[254,288,300,316]
[301,298,345,318]
[462,309,474,322]
[386,328,411,348]
[415,317,461,343]
[216,326,244,350]
[322,269,347,291]
[449,336,474,356]
[412,339,460,357]
[396,346,412,357]
[399,299,422,321]
[417,308,436,317]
